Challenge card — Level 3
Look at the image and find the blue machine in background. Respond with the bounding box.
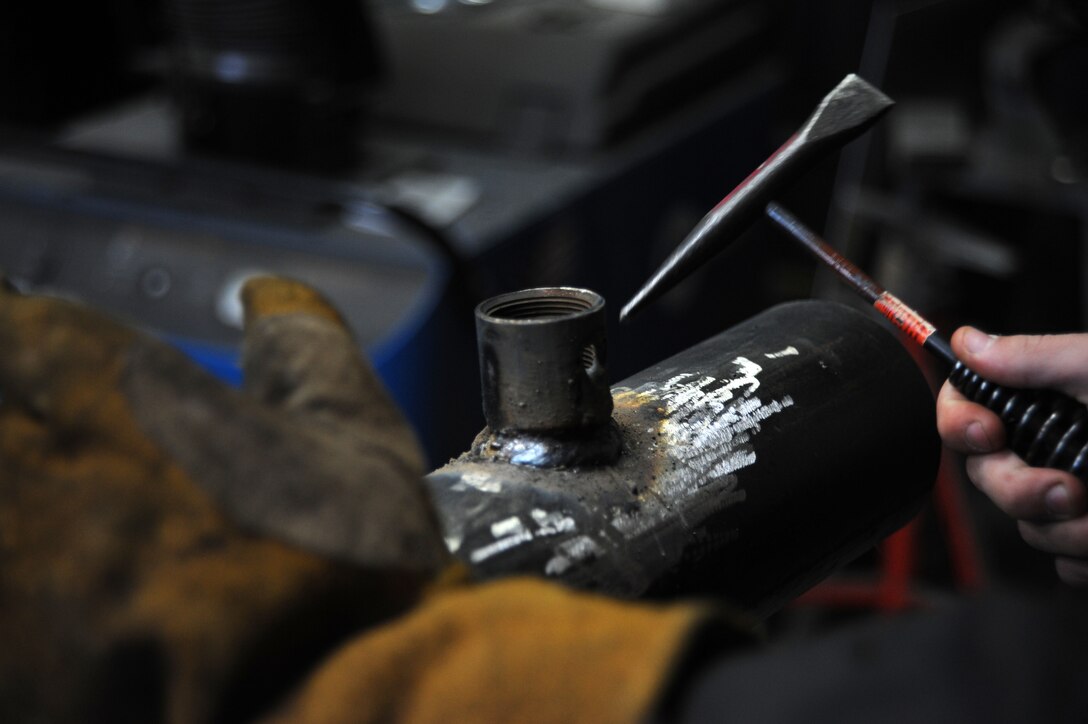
[0,147,473,464]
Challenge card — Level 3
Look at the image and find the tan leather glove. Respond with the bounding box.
[264,576,727,724]
[0,276,448,724]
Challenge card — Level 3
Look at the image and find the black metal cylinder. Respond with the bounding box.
[475,287,613,434]
[429,299,940,617]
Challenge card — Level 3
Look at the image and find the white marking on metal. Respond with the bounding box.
[545,535,602,575]
[560,535,601,559]
[707,449,758,478]
[490,516,526,538]
[765,345,800,359]
[663,372,695,389]
[451,471,503,494]
[471,510,578,565]
[470,530,533,563]
[612,358,797,539]
[530,508,576,536]
[545,555,571,575]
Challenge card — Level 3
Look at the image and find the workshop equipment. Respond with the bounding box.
[371,0,774,153]
[620,73,893,322]
[766,202,1088,481]
[1,21,786,463]
[427,288,939,617]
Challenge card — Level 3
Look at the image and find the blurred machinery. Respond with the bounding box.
[816,0,1088,587]
[0,1,1083,493]
[0,0,1085,652]
[0,0,795,463]
[825,0,1088,335]
[0,145,462,457]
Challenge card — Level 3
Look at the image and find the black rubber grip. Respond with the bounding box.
[949,362,1088,480]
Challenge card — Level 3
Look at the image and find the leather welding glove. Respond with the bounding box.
[262,575,739,724]
[0,275,449,724]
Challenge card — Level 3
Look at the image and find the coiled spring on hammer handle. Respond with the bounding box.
[949,362,1088,481]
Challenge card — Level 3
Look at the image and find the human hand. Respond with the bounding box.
[0,276,448,723]
[936,326,1088,586]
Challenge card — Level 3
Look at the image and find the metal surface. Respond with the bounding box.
[474,287,620,467]
[620,74,893,321]
[428,299,940,617]
[767,203,1088,482]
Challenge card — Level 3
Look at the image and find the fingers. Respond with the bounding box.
[109,275,441,570]
[963,450,1088,580]
[1019,517,1088,557]
[936,381,1005,454]
[937,325,1088,585]
[241,275,347,328]
[240,277,360,414]
[240,276,425,475]
[965,448,1088,586]
[1019,518,1088,587]
[950,326,1088,401]
[123,339,449,572]
[0,278,446,572]
[937,326,1088,454]
[964,451,1086,521]
[1054,557,1088,586]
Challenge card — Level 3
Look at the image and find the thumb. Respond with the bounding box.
[240,276,425,475]
[952,327,1088,403]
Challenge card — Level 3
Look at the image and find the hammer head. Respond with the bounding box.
[619,74,893,323]
[800,74,894,145]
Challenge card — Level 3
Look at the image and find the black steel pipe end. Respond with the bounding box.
[474,287,616,465]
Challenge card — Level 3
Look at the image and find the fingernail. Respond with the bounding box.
[965,421,993,452]
[1045,484,1075,517]
[963,328,996,355]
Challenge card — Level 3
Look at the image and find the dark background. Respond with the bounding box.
[1,0,1085,600]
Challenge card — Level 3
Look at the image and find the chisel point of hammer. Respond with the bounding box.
[619,74,893,323]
